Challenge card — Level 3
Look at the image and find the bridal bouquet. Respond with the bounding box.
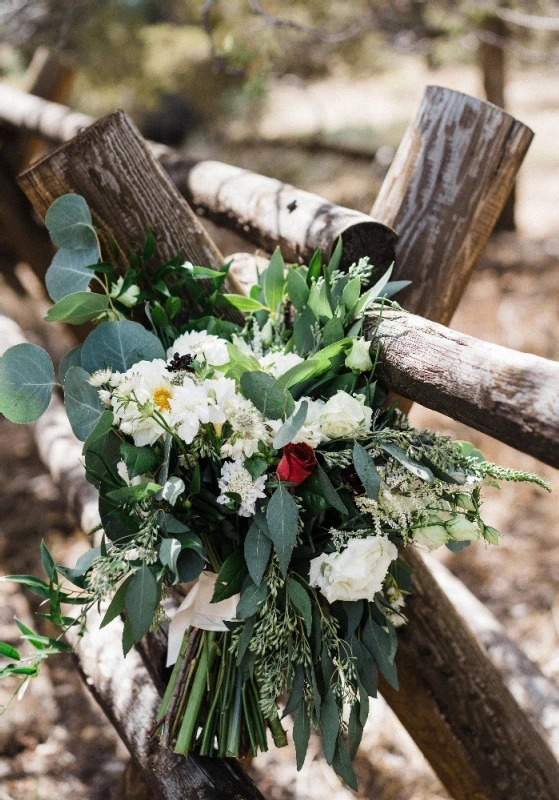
[0,195,548,788]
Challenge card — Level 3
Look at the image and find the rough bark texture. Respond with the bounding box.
[0,86,397,270]
[371,85,532,323]
[368,309,559,468]
[380,549,559,800]
[159,152,398,269]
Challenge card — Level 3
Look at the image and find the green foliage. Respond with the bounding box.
[46,247,100,302]
[266,484,299,576]
[81,320,165,373]
[64,366,105,441]
[244,522,272,586]
[125,565,159,643]
[0,344,55,424]
[45,292,109,325]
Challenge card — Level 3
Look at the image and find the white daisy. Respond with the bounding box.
[167,330,230,367]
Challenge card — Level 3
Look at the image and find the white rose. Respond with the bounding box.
[319,391,372,440]
[309,535,397,603]
[345,338,373,372]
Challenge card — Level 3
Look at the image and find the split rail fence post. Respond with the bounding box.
[370,86,559,799]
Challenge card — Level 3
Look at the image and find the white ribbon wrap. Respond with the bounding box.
[166,571,239,667]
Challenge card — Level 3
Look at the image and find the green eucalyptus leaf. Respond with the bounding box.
[292,306,317,356]
[45,247,100,302]
[64,366,105,441]
[244,522,272,586]
[236,581,268,619]
[45,291,109,324]
[273,400,308,449]
[362,616,399,690]
[332,734,358,790]
[59,345,82,382]
[353,442,381,500]
[316,464,348,514]
[266,484,299,576]
[0,343,55,423]
[81,320,165,373]
[381,442,434,484]
[320,691,339,765]
[286,267,309,313]
[283,663,305,717]
[240,371,290,420]
[120,441,158,478]
[125,565,159,643]
[45,194,98,251]
[322,317,345,347]
[293,705,310,771]
[159,538,182,579]
[212,550,247,603]
[286,577,312,635]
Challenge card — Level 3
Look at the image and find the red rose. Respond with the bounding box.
[277,442,317,486]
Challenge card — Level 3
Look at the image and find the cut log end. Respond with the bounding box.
[336,219,398,272]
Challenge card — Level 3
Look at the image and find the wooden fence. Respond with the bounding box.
[1,51,559,800]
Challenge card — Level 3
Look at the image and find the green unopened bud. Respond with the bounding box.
[446,515,481,541]
[456,493,476,512]
[345,338,373,372]
[483,525,500,545]
[413,524,448,552]
[260,318,274,348]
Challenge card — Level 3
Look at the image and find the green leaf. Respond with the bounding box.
[306,248,322,284]
[81,320,165,373]
[273,358,321,393]
[45,291,109,324]
[40,541,57,582]
[0,642,21,661]
[342,276,361,312]
[45,194,98,251]
[244,522,272,586]
[217,294,269,313]
[320,691,339,765]
[64,366,105,441]
[59,344,82,383]
[381,443,434,484]
[327,237,343,276]
[236,617,255,666]
[273,400,308,449]
[244,455,268,480]
[322,317,344,347]
[240,371,290,420]
[100,575,133,628]
[159,538,182,578]
[350,635,378,697]
[332,734,358,790]
[283,663,305,717]
[381,279,411,299]
[316,464,348,513]
[3,575,51,599]
[122,616,135,656]
[82,410,114,454]
[286,268,309,313]
[266,484,299,576]
[292,306,317,355]
[45,247,99,302]
[176,549,205,583]
[286,578,312,635]
[107,482,161,504]
[0,343,55,424]
[236,581,268,619]
[125,565,159,643]
[353,442,381,500]
[362,616,399,690]
[293,706,310,771]
[348,264,393,321]
[263,247,285,313]
[339,600,363,638]
[120,441,158,478]
[143,227,155,260]
[212,550,247,603]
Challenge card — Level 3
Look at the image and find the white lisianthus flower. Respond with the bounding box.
[319,391,372,440]
[169,377,212,444]
[220,395,271,460]
[309,535,398,603]
[258,351,304,378]
[112,360,173,447]
[110,276,140,308]
[291,398,328,448]
[88,368,112,388]
[203,376,237,424]
[345,338,373,373]
[161,476,185,506]
[217,460,267,517]
[445,515,481,542]
[168,330,229,367]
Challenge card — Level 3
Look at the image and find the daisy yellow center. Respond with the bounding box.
[153,386,172,411]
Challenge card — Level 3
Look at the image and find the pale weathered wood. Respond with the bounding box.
[371,85,533,323]
[158,152,397,269]
[0,86,397,270]
[367,308,559,468]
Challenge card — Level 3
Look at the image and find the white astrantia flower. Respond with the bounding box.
[217,460,267,517]
[318,391,372,440]
[168,330,229,367]
[88,368,113,388]
[345,338,373,373]
[161,476,185,506]
[220,395,271,460]
[169,376,212,444]
[98,389,112,406]
[110,276,140,308]
[258,351,304,378]
[309,535,397,603]
[291,398,328,448]
[203,376,237,424]
[111,359,173,447]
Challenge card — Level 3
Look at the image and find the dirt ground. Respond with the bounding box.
[0,59,558,800]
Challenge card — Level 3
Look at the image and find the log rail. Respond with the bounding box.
[1,71,559,800]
